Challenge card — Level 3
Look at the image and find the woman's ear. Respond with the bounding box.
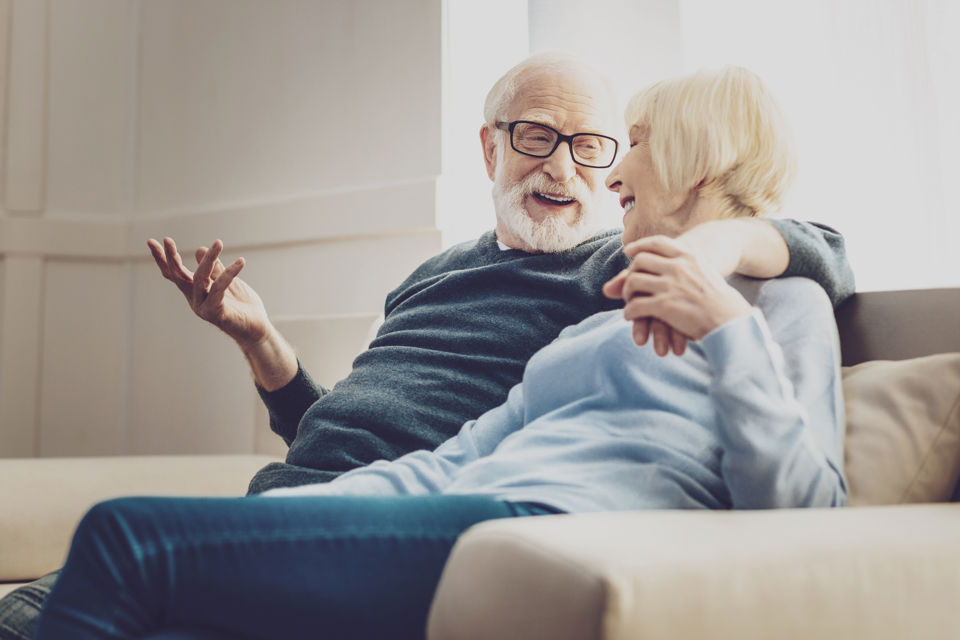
[480,125,498,181]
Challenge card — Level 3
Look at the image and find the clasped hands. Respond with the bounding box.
[602,226,754,356]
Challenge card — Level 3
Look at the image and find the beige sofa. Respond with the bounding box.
[2,288,959,639]
[428,288,960,640]
[0,455,281,600]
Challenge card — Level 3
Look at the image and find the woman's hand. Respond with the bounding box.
[603,235,753,353]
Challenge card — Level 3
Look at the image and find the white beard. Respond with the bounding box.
[492,171,603,253]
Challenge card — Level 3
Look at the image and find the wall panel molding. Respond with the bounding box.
[4,0,47,213]
[0,0,11,213]
[127,178,439,254]
[0,216,127,258]
[0,178,441,259]
[0,255,44,456]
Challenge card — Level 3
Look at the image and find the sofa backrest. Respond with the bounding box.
[835,288,960,366]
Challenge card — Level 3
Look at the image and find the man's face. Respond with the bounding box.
[482,69,617,252]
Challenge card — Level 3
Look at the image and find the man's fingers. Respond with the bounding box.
[602,270,627,299]
[623,295,656,323]
[150,237,194,298]
[195,247,226,279]
[632,318,651,346]
[192,240,223,308]
[206,258,245,303]
[628,251,672,277]
[670,329,688,356]
[147,239,169,273]
[623,235,687,260]
[650,320,670,357]
[163,238,194,283]
[210,257,226,279]
[621,272,666,301]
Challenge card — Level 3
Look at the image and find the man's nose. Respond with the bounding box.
[542,142,577,184]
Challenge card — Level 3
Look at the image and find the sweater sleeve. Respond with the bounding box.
[261,382,527,497]
[701,280,848,509]
[768,219,855,308]
[256,362,327,446]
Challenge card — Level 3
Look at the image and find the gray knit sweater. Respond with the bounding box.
[248,220,853,494]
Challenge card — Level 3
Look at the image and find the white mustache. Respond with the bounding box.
[520,173,587,202]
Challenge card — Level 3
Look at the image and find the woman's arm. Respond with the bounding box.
[598,237,846,507]
[704,278,847,508]
[767,219,855,307]
[262,382,527,497]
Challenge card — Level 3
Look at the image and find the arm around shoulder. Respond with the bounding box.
[766,218,855,307]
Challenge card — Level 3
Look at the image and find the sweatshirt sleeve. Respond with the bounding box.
[261,382,527,497]
[701,279,848,509]
[256,362,326,446]
[768,219,855,308]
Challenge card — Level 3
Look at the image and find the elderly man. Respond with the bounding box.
[232,52,850,493]
[0,52,851,640]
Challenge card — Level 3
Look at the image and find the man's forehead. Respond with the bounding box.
[508,78,615,134]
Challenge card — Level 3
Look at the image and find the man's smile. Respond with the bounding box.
[532,191,577,207]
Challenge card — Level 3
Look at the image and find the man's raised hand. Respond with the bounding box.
[147,237,270,349]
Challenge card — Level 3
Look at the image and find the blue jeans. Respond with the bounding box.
[33,494,556,639]
[0,571,59,640]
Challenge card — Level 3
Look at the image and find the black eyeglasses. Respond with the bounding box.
[495,120,618,169]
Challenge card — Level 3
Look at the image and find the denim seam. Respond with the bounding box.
[132,528,468,559]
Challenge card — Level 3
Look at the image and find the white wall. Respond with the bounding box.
[0,260,4,340]
[523,0,960,292]
[523,1,960,291]
[529,0,683,112]
[0,0,447,458]
[38,261,131,456]
[676,0,960,291]
[438,0,529,247]
[46,0,135,219]
[526,0,684,234]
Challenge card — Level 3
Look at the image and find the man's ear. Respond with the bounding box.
[480,124,498,181]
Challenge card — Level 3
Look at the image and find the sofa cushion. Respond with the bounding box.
[843,353,960,505]
[0,455,281,582]
[429,505,960,640]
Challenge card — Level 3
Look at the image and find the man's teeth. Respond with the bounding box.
[623,200,635,213]
[536,192,575,204]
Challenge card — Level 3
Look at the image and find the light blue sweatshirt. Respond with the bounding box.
[265,276,848,512]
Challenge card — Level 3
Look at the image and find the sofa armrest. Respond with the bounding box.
[0,455,279,582]
[428,504,960,640]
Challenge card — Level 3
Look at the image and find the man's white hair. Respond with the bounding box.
[483,51,619,128]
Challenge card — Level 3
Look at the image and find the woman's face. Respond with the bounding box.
[605,125,717,245]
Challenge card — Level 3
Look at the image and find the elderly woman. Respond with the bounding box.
[34,67,846,640]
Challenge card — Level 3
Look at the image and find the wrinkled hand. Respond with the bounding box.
[603,235,752,354]
[147,237,270,348]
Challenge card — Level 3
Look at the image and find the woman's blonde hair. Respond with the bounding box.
[624,66,796,218]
